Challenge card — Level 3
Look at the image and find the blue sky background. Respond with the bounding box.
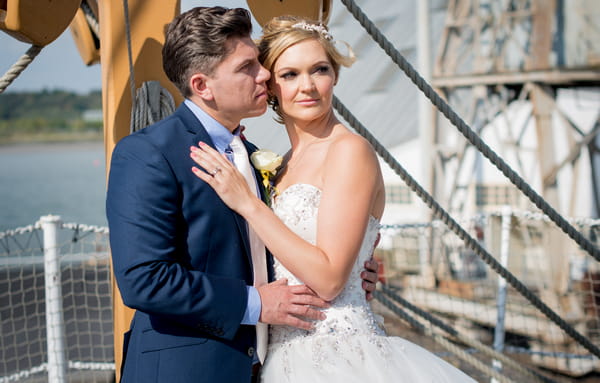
[0,0,251,94]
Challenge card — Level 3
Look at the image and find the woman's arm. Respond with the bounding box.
[190,136,383,300]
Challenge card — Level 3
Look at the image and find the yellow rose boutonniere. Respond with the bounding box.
[250,149,283,205]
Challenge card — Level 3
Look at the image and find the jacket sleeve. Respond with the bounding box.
[106,133,247,340]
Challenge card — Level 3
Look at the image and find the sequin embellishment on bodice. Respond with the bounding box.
[269,183,385,347]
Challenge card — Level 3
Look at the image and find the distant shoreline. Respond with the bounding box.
[0,140,104,155]
[0,132,103,147]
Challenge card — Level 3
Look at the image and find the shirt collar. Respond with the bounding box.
[184,99,233,154]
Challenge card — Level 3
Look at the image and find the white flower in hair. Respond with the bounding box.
[292,22,333,41]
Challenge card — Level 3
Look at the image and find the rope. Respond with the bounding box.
[376,286,559,383]
[0,45,43,94]
[0,223,42,255]
[332,95,600,358]
[381,213,486,231]
[490,210,600,226]
[130,81,176,133]
[380,210,600,233]
[81,0,100,38]
[61,222,109,235]
[339,0,600,263]
[0,223,41,239]
[122,0,137,113]
[121,0,175,133]
[374,291,522,383]
[505,346,599,360]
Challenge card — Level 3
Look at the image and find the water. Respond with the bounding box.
[0,141,107,231]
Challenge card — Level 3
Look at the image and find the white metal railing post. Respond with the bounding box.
[491,206,512,383]
[418,226,434,286]
[418,0,432,222]
[41,215,67,383]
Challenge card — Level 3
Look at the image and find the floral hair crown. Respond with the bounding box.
[292,21,333,41]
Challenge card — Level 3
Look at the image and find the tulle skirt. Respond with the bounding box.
[260,333,476,383]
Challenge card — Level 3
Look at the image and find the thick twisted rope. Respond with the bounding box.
[0,223,43,255]
[0,45,43,94]
[339,0,600,262]
[130,81,176,133]
[61,224,108,234]
[81,1,100,38]
[333,95,600,358]
[121,0,175,133]
[0,223,41,239]
[377,286,559,383]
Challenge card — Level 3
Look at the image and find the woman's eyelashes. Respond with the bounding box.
[279,65,332,80]
[315,65,331,74]
[280,71,297,80]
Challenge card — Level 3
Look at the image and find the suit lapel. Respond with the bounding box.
[179,104,254,270]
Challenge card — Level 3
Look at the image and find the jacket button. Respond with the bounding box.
[247,347,255,357]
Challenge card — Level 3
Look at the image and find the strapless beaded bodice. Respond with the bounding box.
[269,183,384,347]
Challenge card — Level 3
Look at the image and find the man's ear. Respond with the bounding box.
[190,73,213,101]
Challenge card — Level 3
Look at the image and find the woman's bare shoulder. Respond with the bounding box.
[328,128,377,160]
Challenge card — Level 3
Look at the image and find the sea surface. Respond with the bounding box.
[0,141,107,231]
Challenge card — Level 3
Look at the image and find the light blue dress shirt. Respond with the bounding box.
[185,99,262,326]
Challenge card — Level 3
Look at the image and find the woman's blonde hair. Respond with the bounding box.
[257,15,355,121]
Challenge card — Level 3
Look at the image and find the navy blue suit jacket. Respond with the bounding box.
[106,104,270,382]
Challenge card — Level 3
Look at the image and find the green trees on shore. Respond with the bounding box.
[0,89,103,143]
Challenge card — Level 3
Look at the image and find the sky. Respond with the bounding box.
[0,0,252,94]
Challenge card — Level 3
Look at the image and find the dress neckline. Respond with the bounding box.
[276,182,321,199]
[274,183,381,225]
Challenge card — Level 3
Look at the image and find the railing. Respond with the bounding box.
[1,211,599,382]
[0,216,113,383]
[377,208,600,380]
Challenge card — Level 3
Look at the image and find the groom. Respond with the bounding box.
[106,6,379,383]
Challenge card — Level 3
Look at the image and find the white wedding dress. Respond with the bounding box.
[260,183,476,382]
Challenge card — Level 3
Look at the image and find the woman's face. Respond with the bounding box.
[270,39,336,124]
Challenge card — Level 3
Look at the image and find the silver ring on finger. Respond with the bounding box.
[211,167,222,176]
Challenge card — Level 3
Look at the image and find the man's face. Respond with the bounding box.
[205,36,270,129]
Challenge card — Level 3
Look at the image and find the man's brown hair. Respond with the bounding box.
[162,7,253,97]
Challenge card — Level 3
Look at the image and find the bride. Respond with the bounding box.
[190,15,475,383]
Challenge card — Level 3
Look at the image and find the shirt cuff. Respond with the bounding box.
[241,285,261,325]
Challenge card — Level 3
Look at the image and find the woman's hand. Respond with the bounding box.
[190,142,257,215]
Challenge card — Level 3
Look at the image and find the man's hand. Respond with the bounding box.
[361,232,382,301]
[361,258,380,301]
[257,279,329,331]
